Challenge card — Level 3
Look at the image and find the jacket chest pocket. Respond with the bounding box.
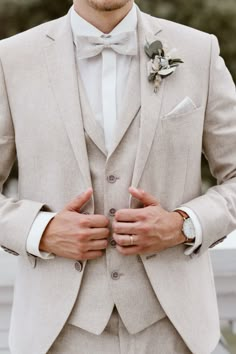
[160,106,205,151]
[142,107,205,209]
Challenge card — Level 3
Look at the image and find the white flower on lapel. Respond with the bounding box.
[145,39,183,93]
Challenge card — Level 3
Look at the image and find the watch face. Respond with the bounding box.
[183,218,195,239]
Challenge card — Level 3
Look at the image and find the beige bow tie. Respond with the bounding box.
[75,31,138,59]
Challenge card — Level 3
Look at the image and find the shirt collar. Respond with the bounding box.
[70,4,138,38]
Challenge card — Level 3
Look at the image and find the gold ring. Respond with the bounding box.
[129,235,134,246]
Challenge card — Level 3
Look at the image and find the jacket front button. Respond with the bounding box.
[75,261,83,272]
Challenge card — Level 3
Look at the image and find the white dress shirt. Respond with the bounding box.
[72,5,138,152]
[26,5,202,259]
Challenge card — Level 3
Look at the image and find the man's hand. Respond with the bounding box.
[39,188,109,260]
[112,187,185,256]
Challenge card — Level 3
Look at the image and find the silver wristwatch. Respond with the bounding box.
[175,210,196,244]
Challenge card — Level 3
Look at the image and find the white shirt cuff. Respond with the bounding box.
[26,212,56,259]
[176,207,203,256]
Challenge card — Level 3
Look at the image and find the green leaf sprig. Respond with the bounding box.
[144,39,183,92]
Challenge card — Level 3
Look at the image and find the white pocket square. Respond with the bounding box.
[164,96,197,118]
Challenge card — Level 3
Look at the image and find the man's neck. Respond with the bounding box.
[73,0,134,34]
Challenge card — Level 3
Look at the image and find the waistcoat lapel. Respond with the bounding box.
[130,9,166,196]
[44,15,93,195]
[77,74,107,156]
[108,54,141,157]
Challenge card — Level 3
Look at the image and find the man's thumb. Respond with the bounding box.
[65,188,93,212]
[129,187,159,207]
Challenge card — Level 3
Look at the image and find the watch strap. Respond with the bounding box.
[174,210,195,244]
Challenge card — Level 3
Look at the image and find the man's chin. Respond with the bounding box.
[87,0,132,12]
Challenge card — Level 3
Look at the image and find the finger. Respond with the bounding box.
[87,239,108,251]
[83,250,104,260]
[65,188,93,213]
[113,234,138,247]
[115,208,144,222]
[88,228,110,240]
[58,249,103,261]
[113,222,137,235]
[116,244,141,256]
[129,187,159,207]
[86,214,109,228]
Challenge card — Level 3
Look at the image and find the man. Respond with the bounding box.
[0,0,236,353]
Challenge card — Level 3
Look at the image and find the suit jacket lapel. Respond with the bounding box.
[43,15,93,193]
[130,9,166,197]
[43,10,167,204]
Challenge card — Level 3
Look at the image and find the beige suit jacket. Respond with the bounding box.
[0,7,236,354]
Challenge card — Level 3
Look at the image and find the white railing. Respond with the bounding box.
[0,232,236,354]
[211,233,236,336]
[0,250,16,354]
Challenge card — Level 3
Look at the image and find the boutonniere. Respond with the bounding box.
[144,39,183,93]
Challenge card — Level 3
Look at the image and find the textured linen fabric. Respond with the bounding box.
[48,308,191,354]
[0,6,236,354]
[26,5,202,259]
[66,68,166,335]
[26,5,139,257]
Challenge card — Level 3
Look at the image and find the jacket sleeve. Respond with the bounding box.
[0,57,44,260]
[182,34,236,255]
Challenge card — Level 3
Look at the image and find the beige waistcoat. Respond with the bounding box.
[68,59,165,334]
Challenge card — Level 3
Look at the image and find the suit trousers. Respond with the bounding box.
[48,308,191,354]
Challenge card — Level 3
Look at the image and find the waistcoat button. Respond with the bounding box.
[75,261,83,272]
[107,175,118,183]
[109,208,116,216]
[110,239,117,247]
[111,271,120,280]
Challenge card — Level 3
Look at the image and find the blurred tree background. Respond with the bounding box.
[1,0,236,81]
[1,0,236,189]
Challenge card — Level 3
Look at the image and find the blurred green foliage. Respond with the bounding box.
[136,0,236,82]
[2,0,235,187]
[1,0,236,83]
